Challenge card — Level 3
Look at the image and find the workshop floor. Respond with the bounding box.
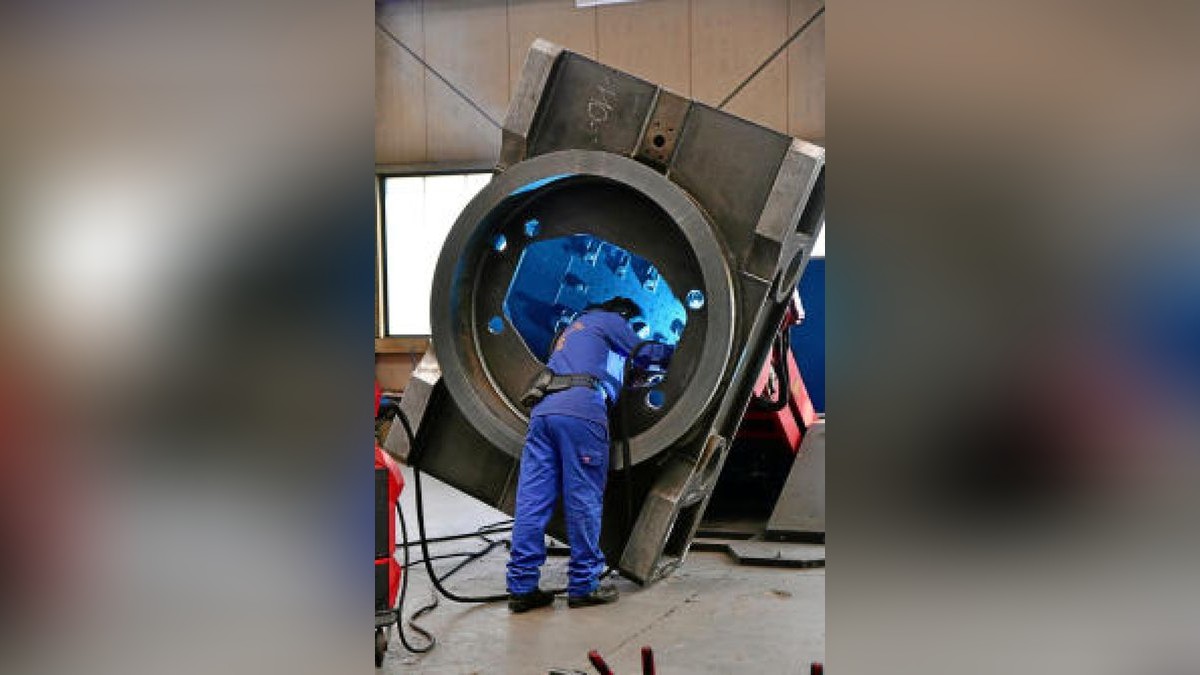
[383,466,825,674]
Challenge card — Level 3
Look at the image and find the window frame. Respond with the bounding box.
[375,162,494,350]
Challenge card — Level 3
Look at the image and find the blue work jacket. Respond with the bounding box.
[530,310,674,426]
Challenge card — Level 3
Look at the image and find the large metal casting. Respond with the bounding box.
[395,40,824,584]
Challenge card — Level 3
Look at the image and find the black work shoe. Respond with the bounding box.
[567,583,619,608]
[508,588,555,613]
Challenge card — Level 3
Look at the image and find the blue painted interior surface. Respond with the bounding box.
[487,315,505,334]
[509,174,572,197]
[646,389,666,409]
[790,257,825,412]
[503,234,688,361]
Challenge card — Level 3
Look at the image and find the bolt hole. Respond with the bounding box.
[492,234,507,252]
[686,289,706,310]
[645,389,666,410]
[523,219,540,238]
[652,134,666,148]
[487,316,505,334]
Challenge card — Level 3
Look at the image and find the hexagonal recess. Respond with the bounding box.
[503,233,688,361]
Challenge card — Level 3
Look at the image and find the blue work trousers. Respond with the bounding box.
[506,414,609,597]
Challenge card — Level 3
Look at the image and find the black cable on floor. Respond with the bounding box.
[409,464,516,603]
[401,535,509,645]
[391,490,518,654]
[407,548,507,568]
[396,408,569,604]
[393,500,435,653]
[398,522,513,549]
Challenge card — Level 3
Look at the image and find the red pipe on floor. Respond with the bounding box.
[587,650,614,675]
[640,646,655,675]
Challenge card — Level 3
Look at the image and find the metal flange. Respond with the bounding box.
[430,149,736,468]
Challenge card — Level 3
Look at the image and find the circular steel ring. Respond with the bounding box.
[431,150,735,467]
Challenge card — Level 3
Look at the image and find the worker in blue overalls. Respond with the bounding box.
[507,296,674,612]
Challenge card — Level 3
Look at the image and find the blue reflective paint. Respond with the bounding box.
[646,389,666,409]
[686,289,706,310]
[492,234,508,252]
[792,258,825,412]
[509,174,573,197]
[524,219,541,238]
[487,316,505,334]
[503,234,688,360]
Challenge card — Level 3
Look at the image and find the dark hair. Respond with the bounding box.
[587,296,642,320]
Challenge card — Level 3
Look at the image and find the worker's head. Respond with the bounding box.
[591,296,643,321]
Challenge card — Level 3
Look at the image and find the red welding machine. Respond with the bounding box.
[375,445,403,617]
[375,383,404,666]
[739,292,819,453]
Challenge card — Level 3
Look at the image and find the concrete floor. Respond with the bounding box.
[383,466,824,674]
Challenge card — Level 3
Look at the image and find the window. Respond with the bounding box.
[381,172,491,335]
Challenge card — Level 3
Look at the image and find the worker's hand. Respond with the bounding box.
[625,364,667,389]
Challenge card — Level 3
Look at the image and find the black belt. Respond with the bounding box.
[519,369,600,408]
[547,373,600,391]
